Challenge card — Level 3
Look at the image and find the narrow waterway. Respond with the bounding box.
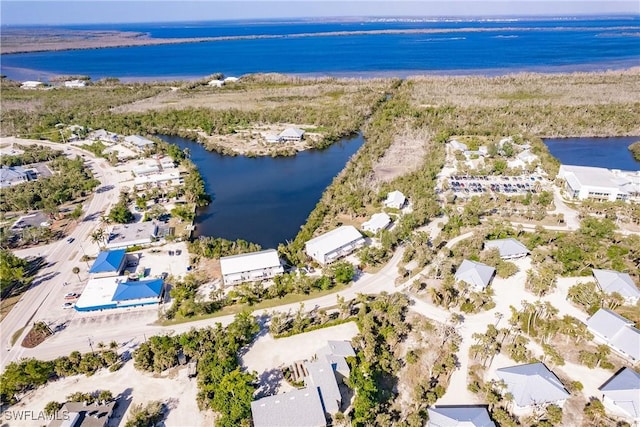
[544,136,640,171]
[159,134,365,248]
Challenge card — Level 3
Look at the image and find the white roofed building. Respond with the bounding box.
[0,166,31,188]
[279,127,305,142]
[483,238,529,260]
[384,190,406,209]
[106,222,158,249]
[64,79,87,88]
[263,132,283,143]
[558,165,637,202]
[599,368,640,424]
[427,406,496,427]
[305,226,365,265]
[219,249,284,286]
[586,309,640,361]
[454,259,496,291]
[124,135,155,151]
[592,269,640,305]
[208,79,224,87]
[21,80,44,89]
[134,171,182,190]
[133,159,161,176]
[362,212,391,234]
[224,76,239,83]
[496,362,570,412]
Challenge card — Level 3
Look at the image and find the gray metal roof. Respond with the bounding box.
[587,309,640,361]
[305,360,341,414]
[592,269,640,300]
[322,341,356,358]
[454,259,496,290]
[251,388,327,427]
[496,362,569,407]
[427,406,496,427]
[599,368,640,419]
[483,238,529,258]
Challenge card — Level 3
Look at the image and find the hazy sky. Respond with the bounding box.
[1,1,638,26]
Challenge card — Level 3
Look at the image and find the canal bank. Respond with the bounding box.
[159,133,366,248]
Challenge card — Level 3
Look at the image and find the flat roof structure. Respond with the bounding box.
[362,212,391,234]
[484,238,529,260]
[89,250,127,275]
[559,165,637,202]
[427,406,496,427]
[592,269,640,304]
[305,225,365,265]
[496,362,570,409]
[75,276,164,312]
[251,388,327,427]
[219,249,284,286]
[586,309,640,361]
[124,135,155,150]
[106,222,157,249]
[454,259,496,291]
[599,368,640,422]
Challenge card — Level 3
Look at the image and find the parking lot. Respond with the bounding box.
[448,174,545,195]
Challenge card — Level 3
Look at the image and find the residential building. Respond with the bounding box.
[64,79,87,88]
[74,276,164,312]
[427,406,496,427]
[496,362,570,411]
[124,135,155,151]
[160,157,176,170]
[362,212,391,234]
[21,80,44,89]
[599,367,640,424]
[224,76,239,83]
[558,165,636,202]
[384,190,406,209]
[219,249,284,286]
[90,129,119,143]
[133,159,161,176]
[592,269,640,305]
[304,360,342,415]
[106,222,158,249]
[454,259,496,291]
[263,132,283,143]
[279,127,305,142]
[251,388,327,427]
[305,225,365,265]
[316,340,356,381]
[0,165,31,188]
[134,171,182,190]
[586,309,640,361]
[48,400,116,427]
[483,238,529,260]
[208,79,224,87]
[88,249,127,277]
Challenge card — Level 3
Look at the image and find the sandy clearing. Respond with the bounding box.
[241,322,359,397]
[7,361,212,427]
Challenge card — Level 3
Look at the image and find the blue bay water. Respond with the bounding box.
[544,136,640,171]
[2,17,639,80]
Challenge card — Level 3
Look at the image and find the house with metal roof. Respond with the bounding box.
[496,362,570,411]
[74,276,164,312]
[251,388,327,427]
[599,367,640,424]
[483,238,529,260]
[316,340,356,381]
[592,269,640,305]
[305,225,365,265]
[0,165,31,188]
[304,359,342,415]
[279,127,305,142]
[106,222,158,249]
[586,309,640,361]
[124,135,155,151]
[427,406,496,427]
[362,212,391,234]
[48,400,116,427]
[219,249,284,286]
[454,259,496,291]
[88,249,127,277]
[384,190,406,209]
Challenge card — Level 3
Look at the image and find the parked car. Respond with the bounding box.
[64,292,80,300]
[62,302,75,309]
[66,237,75,243]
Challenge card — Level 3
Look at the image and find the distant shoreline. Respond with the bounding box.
[2,26,638,55]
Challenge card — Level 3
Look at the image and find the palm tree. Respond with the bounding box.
[90,228,106,248]
[72,266,81,282]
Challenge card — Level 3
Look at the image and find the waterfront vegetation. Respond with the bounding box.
[629,141,640,161]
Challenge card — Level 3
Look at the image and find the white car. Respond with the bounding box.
[62,302,75,309]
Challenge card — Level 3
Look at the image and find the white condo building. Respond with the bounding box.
[305,225,365,265]
[558,165,640,202]
[220,249,284,286]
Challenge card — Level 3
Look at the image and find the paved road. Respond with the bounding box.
[0,138,125,370]
[6,247,407,364]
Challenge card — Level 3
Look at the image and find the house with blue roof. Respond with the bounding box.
[89,250,127,277]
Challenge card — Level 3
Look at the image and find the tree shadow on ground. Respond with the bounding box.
[255,368,284,399]
[107,387,133,427]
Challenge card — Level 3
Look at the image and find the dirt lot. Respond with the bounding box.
[7,360,212,427]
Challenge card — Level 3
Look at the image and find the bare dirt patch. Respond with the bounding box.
[372,120,431,183]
